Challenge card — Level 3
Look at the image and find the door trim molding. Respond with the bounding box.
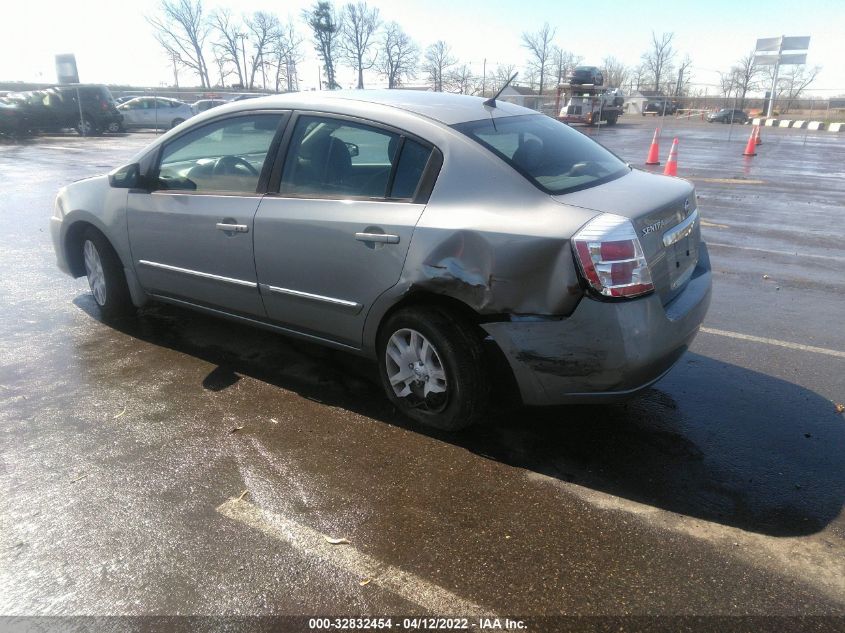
[261,283,362,313]
[138,260,257,288]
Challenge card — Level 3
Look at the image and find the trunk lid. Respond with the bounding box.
[554,168,700,304]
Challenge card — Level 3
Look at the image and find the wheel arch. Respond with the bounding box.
[64,219,112,278]
[63,217,148,307]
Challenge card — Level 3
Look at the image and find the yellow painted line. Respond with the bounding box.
[700,220,730,229]
[691,178,767,185]
[217,497,494,618]
[700,327,845,359]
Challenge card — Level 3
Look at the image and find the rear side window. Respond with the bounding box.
[453,114,628,194]
[391,139,432,199]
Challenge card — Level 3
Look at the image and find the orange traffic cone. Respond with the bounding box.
[646,128,661,165]
[663,138,679,176]
[743,127,758,156]
[755,124,763,145]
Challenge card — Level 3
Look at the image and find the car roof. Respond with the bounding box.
[227,89,535,126]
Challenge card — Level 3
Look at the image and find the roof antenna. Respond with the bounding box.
[484,72,518,108]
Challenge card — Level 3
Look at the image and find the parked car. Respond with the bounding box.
[191,98,228,115]
[50,91,711,430]
[0,97,28,136]
[117,97,194,130]
[569,66,604,86]
[50,85,123,134]
[706,108,748,124]
[114,95,137,105]
[4,85,122,135]
[643,99,678,116]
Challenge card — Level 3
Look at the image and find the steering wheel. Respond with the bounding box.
[567,161,605,178]
[213,155,259,176]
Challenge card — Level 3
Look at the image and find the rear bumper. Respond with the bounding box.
[482,243,712,406]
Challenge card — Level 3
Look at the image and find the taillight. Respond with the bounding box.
[572,213,654,299]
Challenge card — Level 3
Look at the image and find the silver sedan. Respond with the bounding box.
[117,97,194,130]
[50,90,711,430]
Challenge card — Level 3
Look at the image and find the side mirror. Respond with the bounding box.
[345,142,359,158]
[108,163,141,189]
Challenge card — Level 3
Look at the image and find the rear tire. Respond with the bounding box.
[377,306,490,431]
[75,117,100,136]
[81,228,133,320]
[171,118,185,129]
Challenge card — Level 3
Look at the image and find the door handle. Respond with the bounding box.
[216,223,249,233]
[355,232,399,244]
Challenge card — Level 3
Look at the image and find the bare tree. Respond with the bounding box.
[521,23,555,97]
[377,22,418,88]
[245,12,277,89]
[731,51,760,107]
[773,65,822,113]
[339,2,380,89]
[602,56,628,89]
[674,55,693,96]
[212,50,234,87]
[423,40,456,92]
[303,1,341,89]
[629,63,647,92]
[270,21,304,92]
[718,70,737,105]
[448,64,478,95]
[551,48,582,87]
[148,0,212,88]
[641,31,675,94]
[210,9,245,87]
[495,63,518,91]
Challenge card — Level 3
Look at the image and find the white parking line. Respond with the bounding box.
[217,497,494,618]
[700,327,845,359]
[37,146,87,152]
[707,242,845,263]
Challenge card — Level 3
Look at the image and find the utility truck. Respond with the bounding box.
[556,83,624,126]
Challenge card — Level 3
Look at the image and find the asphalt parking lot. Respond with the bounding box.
[1,118,844,632]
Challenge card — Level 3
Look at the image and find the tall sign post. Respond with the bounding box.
[754,36,810,117]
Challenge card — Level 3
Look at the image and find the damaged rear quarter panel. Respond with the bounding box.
[399,133,599,316]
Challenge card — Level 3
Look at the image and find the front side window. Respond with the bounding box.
[156,113,283,193]
[453,114,628,194]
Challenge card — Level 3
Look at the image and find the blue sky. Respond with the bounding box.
[2,0,842,93]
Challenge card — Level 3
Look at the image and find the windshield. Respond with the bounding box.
[453,114,628,195]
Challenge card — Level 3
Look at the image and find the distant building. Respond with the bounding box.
[498,85,542,111]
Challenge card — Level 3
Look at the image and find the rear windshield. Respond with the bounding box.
[453,114,628,195]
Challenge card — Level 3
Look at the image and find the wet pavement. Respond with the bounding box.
[1,122,844,631]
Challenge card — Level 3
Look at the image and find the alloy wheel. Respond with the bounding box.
[385,328,448,411]
[83,240,107,306]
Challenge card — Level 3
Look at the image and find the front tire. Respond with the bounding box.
[81,228,133,320]
[378,306,490,431]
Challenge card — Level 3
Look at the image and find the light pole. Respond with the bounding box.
[236,32,248,88]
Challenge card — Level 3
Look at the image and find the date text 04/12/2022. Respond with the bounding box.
[307,617,527,630]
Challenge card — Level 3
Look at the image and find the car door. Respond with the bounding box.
[127,111,287,317]
[121,99,148,128]
[253,113,438,347]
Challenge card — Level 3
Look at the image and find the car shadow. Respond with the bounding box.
[74,297,845,538]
